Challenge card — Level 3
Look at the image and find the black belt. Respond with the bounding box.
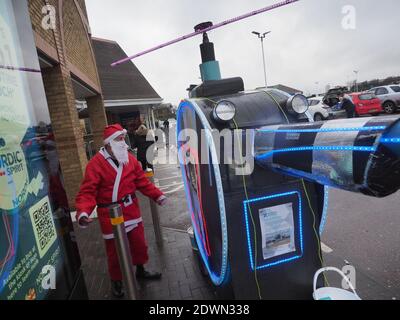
[97,193,136,208]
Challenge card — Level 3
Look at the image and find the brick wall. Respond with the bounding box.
[28,0,56,48]
[42,64,88,208]
[87,95,108,151]
[29,0,100,87]
[27,0,107,208]
[76,0,88,20]
[63,0,99,87]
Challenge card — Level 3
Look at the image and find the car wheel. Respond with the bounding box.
[383,102,396,114]
[314,113,324,122]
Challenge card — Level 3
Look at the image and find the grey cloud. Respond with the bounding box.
[86,0,400,102]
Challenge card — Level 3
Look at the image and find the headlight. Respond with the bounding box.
[286,94,309,114]
[212,100,236,122]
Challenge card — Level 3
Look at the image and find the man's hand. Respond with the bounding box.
[79,216,94,228]
[156,195,167,206]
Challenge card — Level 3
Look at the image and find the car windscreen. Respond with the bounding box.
[359,93,375,100]
[390,86,400,93]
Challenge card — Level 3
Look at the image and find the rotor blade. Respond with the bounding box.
[111,0,299,66]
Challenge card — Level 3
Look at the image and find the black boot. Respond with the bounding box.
[111,280,124,298]
[136,265,162,280]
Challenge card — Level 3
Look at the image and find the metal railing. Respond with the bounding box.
[108,204,139,300]
[145,170,164,248]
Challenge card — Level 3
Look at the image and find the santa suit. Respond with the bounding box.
[75,147,163,281]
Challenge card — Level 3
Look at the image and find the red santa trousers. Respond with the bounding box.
[104,222,148,281]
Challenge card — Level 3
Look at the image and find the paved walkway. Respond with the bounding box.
[73,147,216,300]
[73,146,398,300]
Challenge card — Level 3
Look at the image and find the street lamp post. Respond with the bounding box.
[353,70,359,92]
[252,30,271,88]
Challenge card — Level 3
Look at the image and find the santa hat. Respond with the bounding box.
[103,124,127,145]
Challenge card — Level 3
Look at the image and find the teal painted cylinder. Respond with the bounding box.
[200,61,221,81]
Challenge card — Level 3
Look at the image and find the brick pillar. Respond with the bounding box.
[42,64,88,209]
[86,95,108,151]
[106,112,113,124]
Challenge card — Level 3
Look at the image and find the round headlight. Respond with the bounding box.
[212,101,236,122]
[287,94,309,114]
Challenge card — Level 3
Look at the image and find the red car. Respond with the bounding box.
[350,92,383,116]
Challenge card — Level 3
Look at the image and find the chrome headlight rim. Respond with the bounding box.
[287,94,309,115]
[212,100,236,123]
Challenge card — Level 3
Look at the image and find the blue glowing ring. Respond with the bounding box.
[177,100,229,286]
[255,145,376,161]
[257,126,386,134]
[381,138,400,143]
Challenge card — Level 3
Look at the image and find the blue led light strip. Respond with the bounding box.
[381,138,400,143]
[319,186,329,235]
[257,126,386,133]
[243,191,303,271]
[176,100,229,286]
[255,145,376,161]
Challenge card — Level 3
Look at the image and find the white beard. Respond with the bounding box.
[110,140,129,165]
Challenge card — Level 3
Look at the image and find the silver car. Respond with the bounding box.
[368,85,400,114]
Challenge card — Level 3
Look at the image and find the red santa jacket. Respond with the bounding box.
[75,148,163,239]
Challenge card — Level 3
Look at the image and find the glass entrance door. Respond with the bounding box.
[0,0,86,300]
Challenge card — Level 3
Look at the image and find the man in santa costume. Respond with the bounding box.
[75,124,167,298]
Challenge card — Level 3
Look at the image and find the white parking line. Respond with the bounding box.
[162,185,184,195]
[321,242,333,253]
[159,181,184,189]
[154,166,180,172]
[154,175,181,182]
[162,226,188,233]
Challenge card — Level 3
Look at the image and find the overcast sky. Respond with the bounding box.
[85,0,400,104]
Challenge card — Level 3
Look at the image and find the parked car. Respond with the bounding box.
[349,92,383,116]
[323,86,350,107]
[308,97,329,121]
[308,96,347,120]
[368,85,400,114]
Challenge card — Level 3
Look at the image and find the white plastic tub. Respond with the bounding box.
[313,267,361,300]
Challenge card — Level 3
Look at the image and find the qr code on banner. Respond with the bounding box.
[29,196,57,258]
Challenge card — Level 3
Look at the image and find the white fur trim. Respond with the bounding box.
[125,217,143,226]
[103,233,115,240]
[99,147,111,159]
[125,224,137,234]
[102,218,142,239]
[156,195,166,202]
[78,212,90,229]
[104,129,127,145]
[112,164,123,202]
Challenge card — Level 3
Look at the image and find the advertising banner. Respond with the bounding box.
[0,0,82,300]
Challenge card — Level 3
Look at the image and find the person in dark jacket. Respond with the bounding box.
[163,119,170,148]
[135,122,154,170]
[339,93,356,118]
